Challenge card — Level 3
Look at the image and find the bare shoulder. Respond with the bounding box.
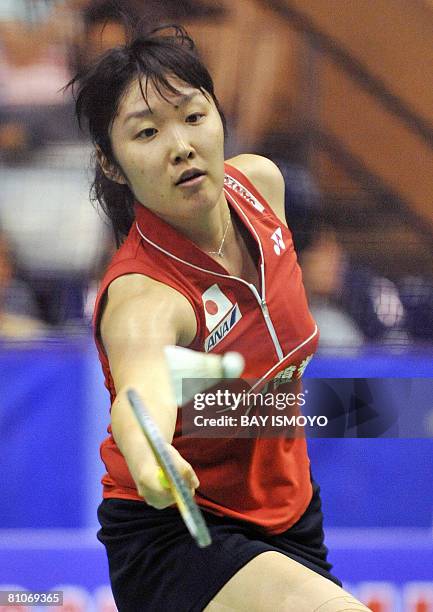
[101,274,196,349]
[226,154,286,224]
[106,273,184,307]
[227,154,284,191]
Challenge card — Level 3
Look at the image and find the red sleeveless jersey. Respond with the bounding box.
[93,163,319,534]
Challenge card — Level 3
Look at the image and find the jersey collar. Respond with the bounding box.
[134,199,230,275]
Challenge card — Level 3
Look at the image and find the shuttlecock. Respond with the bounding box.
[164,345,244,405]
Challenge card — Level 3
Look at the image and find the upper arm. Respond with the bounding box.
[101,274,196,400]
[227,154,287,227]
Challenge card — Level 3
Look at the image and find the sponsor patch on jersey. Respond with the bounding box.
[204,303,242,352]
[224,175,265,213]
[202,284,234,332]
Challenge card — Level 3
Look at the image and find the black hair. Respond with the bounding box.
[66,24,226,246]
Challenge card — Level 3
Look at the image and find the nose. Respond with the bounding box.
[169,128,195,164]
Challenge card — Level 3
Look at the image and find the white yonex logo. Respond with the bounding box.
[270,227,286,255]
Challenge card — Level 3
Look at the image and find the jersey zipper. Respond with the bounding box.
[247,281,284,361]
[222,188,285,361]
[136,194,285,360]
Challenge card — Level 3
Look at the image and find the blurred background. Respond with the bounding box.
[0,1,432,610]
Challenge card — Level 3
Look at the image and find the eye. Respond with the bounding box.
[136,127,157,139]
[186,113,205,124]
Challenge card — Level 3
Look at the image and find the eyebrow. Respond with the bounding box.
[123,91,202,125]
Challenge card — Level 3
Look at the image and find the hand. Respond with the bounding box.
[134,444,200,510]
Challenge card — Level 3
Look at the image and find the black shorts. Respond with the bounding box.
[97,481,341,612]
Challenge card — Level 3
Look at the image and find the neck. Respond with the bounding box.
[162,191,232,254]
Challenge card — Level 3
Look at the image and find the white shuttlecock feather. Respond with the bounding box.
[164,345,245,405]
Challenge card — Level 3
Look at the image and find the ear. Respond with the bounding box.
[96,146,127,185]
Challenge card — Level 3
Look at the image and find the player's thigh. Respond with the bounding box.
[203,551,370,612]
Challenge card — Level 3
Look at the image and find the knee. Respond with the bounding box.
[311,595,371,612]
[279,589,371,612]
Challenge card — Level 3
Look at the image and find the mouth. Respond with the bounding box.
[175,168,206,187]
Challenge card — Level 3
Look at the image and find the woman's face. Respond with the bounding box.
[108,76,225,223]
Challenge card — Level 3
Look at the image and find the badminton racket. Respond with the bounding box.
[127,387,212,548]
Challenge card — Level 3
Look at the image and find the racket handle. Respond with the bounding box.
[157,467,170,490]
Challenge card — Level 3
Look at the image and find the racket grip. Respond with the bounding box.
[157,467,170,490]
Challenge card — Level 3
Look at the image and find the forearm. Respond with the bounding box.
[111,386,178,483]
[110,384,199,507]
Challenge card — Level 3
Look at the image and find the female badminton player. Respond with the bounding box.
[68,25,370,611]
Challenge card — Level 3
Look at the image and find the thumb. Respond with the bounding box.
[167,445,200,489]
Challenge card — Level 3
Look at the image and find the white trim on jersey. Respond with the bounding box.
[248,324,319,393]
[134,175,311,361]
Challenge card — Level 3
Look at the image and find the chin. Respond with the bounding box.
[200,193,221,212]
[184,189,219,212]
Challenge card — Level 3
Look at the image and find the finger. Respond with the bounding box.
[168,446,200,488]
[143,489,175,509]
[136,472,175,507]
[190,471,200,489]
[183,464,200,489]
